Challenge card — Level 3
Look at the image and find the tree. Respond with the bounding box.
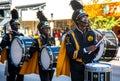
[89,16,120,30]
[80,0,112,4]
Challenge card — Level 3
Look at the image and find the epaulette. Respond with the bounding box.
[2,33,9,41]
[3,34,7,40]
[65,30,73,44]
[37,37,42,49]
[33,35,39,39]
[66,30,73,35]
[9,34,12,41]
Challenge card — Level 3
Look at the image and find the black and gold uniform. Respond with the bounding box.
[66,28,99,81]
[0,30,24,81]
[0,9,24,81]
[66,28,98,65]
[20,11,55,81]
[56,1,100,81]
[29,34,55,81]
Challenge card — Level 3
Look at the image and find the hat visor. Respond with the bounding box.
[12,22,20,25]
[76,13,88,21]
[41,25,50,29]
[78,13,88,18]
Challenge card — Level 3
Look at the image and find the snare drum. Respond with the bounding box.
[84,63,112,81]
[40,46,60,70]
[10,36,34,66]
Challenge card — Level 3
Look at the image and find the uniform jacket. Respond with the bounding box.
[19,34,55,74]
[0,30,23,63]
[56,28,99,76]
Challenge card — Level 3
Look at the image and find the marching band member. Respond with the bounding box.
[20,11,55,81]
[0,9,24,81]
[56,0,101,81]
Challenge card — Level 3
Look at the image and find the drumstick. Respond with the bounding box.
[93,29,116,46]
[104,37,116,46]
[96,36,105,47]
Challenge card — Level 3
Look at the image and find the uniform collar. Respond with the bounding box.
[12,30,19,34]
[76,27,88,34]
[40,34,46,39]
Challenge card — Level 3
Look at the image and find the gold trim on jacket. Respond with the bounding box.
[56,32,82,77]
[19,37,42,74]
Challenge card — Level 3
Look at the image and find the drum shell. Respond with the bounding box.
[101,30,118,61]
[84,63,112,81]
[40,46,60,70]
[93,29,119,62]
[10,36,34,66]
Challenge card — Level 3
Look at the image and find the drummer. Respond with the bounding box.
[19,11,55,81]
[0,9,24,81]
[56,1,102,81]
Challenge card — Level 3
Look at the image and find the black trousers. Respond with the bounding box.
[6,61,24,81]
[71,70,84,81]
[39,65,54,81]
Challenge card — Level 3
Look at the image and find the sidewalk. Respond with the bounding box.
[0,60,120,81]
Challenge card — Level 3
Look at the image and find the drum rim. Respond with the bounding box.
[10,36,32,66]
[10,37,24,66]
[85,63,112,72]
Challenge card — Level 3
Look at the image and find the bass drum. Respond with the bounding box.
[40,46,60,70]
[93,29,118,62]
[101,30,118,61]
[10,36,34,67]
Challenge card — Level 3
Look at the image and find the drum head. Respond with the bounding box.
[85,63,112,72]
[10,38,23,66]
[40,48,51,70]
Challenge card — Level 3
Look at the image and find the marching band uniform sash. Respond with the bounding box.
[19,51,39,74]
[1,48,7,63]
[56,31,81,77]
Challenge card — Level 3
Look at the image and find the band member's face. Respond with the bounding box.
[77,15,89,30]
[11,24,20,31]
[39,27,50,36]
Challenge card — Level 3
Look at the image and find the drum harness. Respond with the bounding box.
[36,37,45,66]
[37,37,43,49]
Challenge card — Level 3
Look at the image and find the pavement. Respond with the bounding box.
[0,60,120,81]
[100,60,120,81]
